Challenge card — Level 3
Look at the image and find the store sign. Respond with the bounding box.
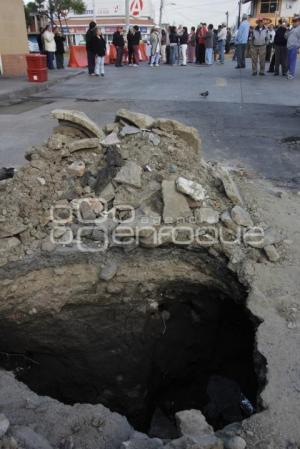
[78,0,154,17]
[130,0,144,17]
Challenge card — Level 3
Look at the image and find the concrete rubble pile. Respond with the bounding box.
[0,108,282,269]
[0,109,297,449]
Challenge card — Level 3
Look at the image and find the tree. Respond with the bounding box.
[24,1,38,28]
[26,0,86,28]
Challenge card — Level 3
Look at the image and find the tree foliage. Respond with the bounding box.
[24,0,86,27]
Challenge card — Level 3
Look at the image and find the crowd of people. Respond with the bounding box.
[37,25,66,70]
[36,15,300,81]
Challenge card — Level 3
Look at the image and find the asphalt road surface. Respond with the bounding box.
[0,61,299,188]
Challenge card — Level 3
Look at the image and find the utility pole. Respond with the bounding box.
[238,0,242,27]
[49,0,54,25]
[125,0,130,31]
[225,11,229,28]
[159,0,164,28]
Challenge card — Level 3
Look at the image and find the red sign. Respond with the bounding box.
[130,0,144,17]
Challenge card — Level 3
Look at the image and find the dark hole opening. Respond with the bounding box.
[0,282,267,439]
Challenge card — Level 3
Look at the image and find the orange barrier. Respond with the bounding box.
[68,45,87,68]
[109,45,117,64]
[139,43,148,62]
[105,44,111,65]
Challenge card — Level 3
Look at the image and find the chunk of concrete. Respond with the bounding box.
[153,119,201,153]
[51,109,103,138]
[67,160,86,177]
[264,245,280,262]
[195,207,219,224]
[175,409,214,440]
[231,206,253,227]
[99,182,116,202]
[121,431,163,449]
[116,109,155,129]
[217,168,243,206]
[114,161,142,189]
[101,132,121,147]
[11,425,54,449]
[176,177,206,202]
[222,436,246,449]
[221,210,239,231]
[0,222,27,239]
[99,261,118,281]
[69,138,100,153]
[120,125,141,137]
[162,180,192,224]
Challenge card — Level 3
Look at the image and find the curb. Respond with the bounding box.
[0,70,85,102]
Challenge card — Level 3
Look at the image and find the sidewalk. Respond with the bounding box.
[0,68,84,102]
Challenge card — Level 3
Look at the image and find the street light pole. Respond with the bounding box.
[238,0,242,27]
[125,0,130,31]
[225,11,229,28]
[159,0,164,28]
[93,0,96,22]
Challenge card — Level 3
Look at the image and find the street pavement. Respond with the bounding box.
[0,60,299,188]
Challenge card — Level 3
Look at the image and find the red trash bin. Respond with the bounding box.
[26,54,48,83]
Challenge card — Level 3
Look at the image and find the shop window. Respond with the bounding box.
[260,1,279,13]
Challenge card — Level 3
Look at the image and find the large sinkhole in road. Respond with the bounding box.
[0,278,266,438]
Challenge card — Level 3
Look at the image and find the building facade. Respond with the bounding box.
[66,0,156,43]
[0,0,28,76]
[243,0,300,24]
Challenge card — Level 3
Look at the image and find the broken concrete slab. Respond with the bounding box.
[0,413,9,438]
[101,132,121,147]
[99,261,118,281]
[176,177,206,202]
[195,207,219,224]
[231,206,253,227]
[217,168,243,206]
[264,245,280,262]
[69,138,100,153]
[0,237,21,253]
[114,161,142,189]
[175,409,214,440]
[116,109,155,129]
[0,223,27,239]
[162,180,192,224]
[51,109,103,138]
[120,125,141,137]
[153,119,201,153]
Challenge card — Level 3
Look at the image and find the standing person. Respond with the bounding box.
[199,23,207,64]
[217,23,227,64]
[266,24,275,62]
[161,29,167,63]
[195,25,202,63]
[188,26,196,63]
[42,25,56,70]
[205,24,214,65]
[286,15,300,80]
[150,27,161,67]
[132,25,141,66]
[180,26,188,66]
[86,21,96,75]
[53,27,66,69]
[127,28,135,66]
[251,17,269,76]
[235,14,250,69]
[169,26,178,66]
[37,27,44,54]
[226,28,232,53]
[92,27,106,77]
[213,28,219,61]
[273,19,288,76]
[113,27,125,67]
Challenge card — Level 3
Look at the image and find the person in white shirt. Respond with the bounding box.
[42,25,56,70]
[217,24,227,64]
[266,24,275,62]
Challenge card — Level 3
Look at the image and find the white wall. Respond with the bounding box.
[281,0,300,17]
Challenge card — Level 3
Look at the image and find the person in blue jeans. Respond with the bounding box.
[217,24,227,64]
[286,15,300,79]
[235,14,250,68]
[169,26,178,65]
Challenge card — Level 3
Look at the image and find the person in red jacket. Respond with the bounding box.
[198,23,207,64]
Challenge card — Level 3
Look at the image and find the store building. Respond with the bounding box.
[0,0,28,76]
[242,0,300,25]
[66,0,156,44]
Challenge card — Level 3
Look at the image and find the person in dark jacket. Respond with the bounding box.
[180,26,188,66]
[86,21,97,75]
[169,26,178,65]
[37,27,44,53]
[127,28,135,66]
[273,19,288,76]
[113,27,125,67]
[205,24,214,65]
[92,27,106,77]
[132,25,141,66]
[53,27,66,69]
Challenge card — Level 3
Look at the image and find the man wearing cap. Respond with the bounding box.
[285,15,300,79]
[251,17,269,75]
[235,13,250,69]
